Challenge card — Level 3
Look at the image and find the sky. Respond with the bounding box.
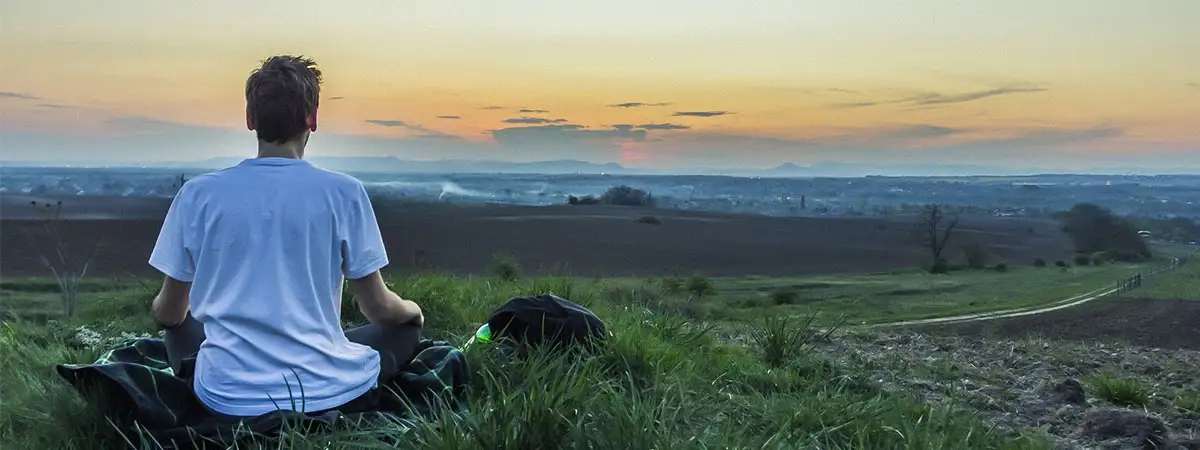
[2,0,1199,173]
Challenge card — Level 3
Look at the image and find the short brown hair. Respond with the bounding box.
[244,55,323,144]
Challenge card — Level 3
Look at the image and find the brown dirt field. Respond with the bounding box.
[1,194,1076,279]
[907,297,1200,351]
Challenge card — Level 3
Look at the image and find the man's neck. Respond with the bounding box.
[256,139,306,159]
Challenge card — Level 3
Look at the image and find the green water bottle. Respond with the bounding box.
[466,323,492,349]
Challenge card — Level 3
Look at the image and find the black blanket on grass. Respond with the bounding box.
[55,337,470,448]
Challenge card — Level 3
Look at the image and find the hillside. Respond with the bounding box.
[1,197,1075,279]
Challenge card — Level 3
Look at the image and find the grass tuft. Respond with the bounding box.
[1086,373,1153,408]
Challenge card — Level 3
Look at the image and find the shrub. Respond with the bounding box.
[963,244,988,270]
[747,313,833,368]
[1174,391,1200,416]
[1073,254,1092,266]
[635,216,662,225]
[685,275,713,298]
[1055,260,1068,268]
[1033,258,1047,268]
[769,288,800,305]
[489,253,521,282]
[1087,374,1152,408]
[600,185,655,207]
[994,263,1009,272]
[567,195,600,205]
[930,259,950,274]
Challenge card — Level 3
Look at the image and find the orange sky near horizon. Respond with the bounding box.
[2,0,1198,170]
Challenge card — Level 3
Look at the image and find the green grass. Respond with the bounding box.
[1129,257,1200,300]
[0,275,1051,449]
[1086,373,1154,408]
[630,262,1158,326]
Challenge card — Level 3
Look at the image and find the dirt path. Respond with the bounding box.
[871,256,1192,329]
[869,285,1119,328]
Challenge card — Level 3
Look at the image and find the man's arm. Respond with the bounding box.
[341,182,421,326]
[152,276,192,328]
[346,271,423,326]
[148,183,196,328]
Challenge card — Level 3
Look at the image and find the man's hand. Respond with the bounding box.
[151,276,191,328]
[347,271,423,326]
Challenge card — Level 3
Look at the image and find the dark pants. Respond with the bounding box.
[164,314,421,417]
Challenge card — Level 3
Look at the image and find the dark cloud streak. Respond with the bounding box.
[672,111,730,117]
[0,91,39,100]
[364,119,459,140]
[518,109,549,113]
[634,123,690,130]
[827,85,1047,109]
[909,86,1045,105]
[608,102,671,108]
[502,117,568,124]
[437,115,462,119]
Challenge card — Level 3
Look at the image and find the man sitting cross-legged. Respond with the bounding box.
[148,54,424,419]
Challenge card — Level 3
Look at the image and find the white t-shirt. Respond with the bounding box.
[148,157,387,417]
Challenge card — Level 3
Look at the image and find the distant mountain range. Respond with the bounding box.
[142,157,1101,177]
[5,156,1198,177]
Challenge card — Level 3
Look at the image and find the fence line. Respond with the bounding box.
[1114,254,1190,295]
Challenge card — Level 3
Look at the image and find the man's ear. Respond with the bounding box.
[307,111,318,132]
[246,108,255,131]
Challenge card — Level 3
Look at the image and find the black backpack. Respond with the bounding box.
[484,294,607,351]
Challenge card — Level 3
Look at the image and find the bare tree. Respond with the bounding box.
[23,200,104,316]
[915,204,960,272]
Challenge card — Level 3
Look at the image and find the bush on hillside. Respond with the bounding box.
[930,259,950,274]
[963,244,988,270]
[569,185,656,207]
[490,253,522,282]
[1059,203,1151,261]
[601,185,656,207]
[1073,254,1092,266]
[1055,260,1069,268]
[636,216,662,225]
[770,288,800,305]
[994,263,1009,272]
[685,275,713,298]
[567,195,600,205]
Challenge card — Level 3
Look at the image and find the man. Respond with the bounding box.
[148,55,424,419]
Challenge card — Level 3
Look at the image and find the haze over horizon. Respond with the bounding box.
[2,1,1198,173]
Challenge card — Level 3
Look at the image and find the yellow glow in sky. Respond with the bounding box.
[2,0,1198,170]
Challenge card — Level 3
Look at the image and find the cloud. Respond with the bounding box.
[672,111,731,117]
[327,96,345,100]
[1189,82,1200,90]
[502,117,568,125]
[365,120,410,128]
[37,103,75,109]
[907,86,1046,106]
[828,101,885,109]
[634,123,690,131]
[518,109,549,114]
[437,115,461,119]
[364,119,459,139]
[0,91,39,100]
[491,124,647,147]
[608,102,671,108]
[478,106,506,110]
[829,85,1047,109]
[971,125,1123,147]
